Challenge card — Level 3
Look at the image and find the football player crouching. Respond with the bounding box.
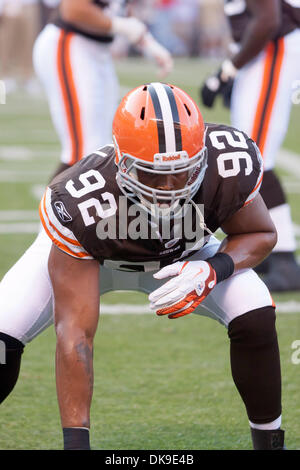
[0,83,285,450]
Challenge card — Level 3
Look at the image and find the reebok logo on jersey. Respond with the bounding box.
[54,201,72,223]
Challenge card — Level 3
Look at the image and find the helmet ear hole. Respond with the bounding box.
[140,107,145,120]
[184,104,191,116]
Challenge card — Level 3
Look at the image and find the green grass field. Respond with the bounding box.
[0,58,299,450]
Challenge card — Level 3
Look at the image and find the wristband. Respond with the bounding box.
[205,252,234,284]
[63,427,90,450]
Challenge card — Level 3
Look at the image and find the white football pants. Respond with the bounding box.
[33,24,119,165]
[231,28,300,171]
[0,230,274,345]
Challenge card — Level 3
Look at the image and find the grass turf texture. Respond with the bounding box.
[0,312,299,450]
[0,58,299,450]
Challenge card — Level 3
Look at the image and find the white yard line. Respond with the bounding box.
[99,302,300,314]
[31,185,46,200]
[1,129,57,140]
[0,210,39,221]
[0,222,40,233]
[277,149,300,178]
[0,170,50,182]
[282,180,300,194]
[101,304,152,314]
[0,146,58,161]
[0,147,32,160]
[294,224,300,236]
[275,301,300,313]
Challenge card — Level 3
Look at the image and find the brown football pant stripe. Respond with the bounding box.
[251,38,285,159]
[57,30,83,166]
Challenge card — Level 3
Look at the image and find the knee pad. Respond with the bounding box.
[228,305,278,346]
[0,332,24,404]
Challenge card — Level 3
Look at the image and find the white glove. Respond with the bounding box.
[111,16,147,45]
[139,32,173,78]
[149,260,216,319]
[220,59,237,82]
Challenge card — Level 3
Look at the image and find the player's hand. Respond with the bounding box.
[149,260,217,319]
[111,16,147,45]
[200,60,236,109]
[139,32,173,78]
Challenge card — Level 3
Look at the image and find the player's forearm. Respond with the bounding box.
[56,331,94,428]
[218,231,277,271]
[232,17,280,69]
[60,0,112,34]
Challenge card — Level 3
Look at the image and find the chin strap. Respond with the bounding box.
[190,199,214,236]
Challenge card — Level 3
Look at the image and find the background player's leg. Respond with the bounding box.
[231,33,300,291]
[33,25,119,178]
[259,169,300,290]
[71,37,119,154]
[33,25,77,170]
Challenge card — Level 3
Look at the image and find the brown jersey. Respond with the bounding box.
[40,124,263,272]
[225,0,300,43]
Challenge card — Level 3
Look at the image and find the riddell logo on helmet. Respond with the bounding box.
[162,154,181,161]
[154,151,189,164]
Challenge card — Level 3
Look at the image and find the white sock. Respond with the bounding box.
[249,415,282,430]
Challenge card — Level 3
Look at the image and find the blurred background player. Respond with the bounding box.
[0,0,41,94]
[39,0,60,29]
[200,0,300,292]
[32,0,173,180]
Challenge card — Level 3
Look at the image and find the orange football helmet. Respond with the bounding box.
[113,82,207,215]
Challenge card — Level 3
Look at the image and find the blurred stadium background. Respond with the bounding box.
[0,0,299,450]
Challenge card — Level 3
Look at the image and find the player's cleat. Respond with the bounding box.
[263,252,300,292]
[251,428,285,450]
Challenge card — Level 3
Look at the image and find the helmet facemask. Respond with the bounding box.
[115,137,208,219]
